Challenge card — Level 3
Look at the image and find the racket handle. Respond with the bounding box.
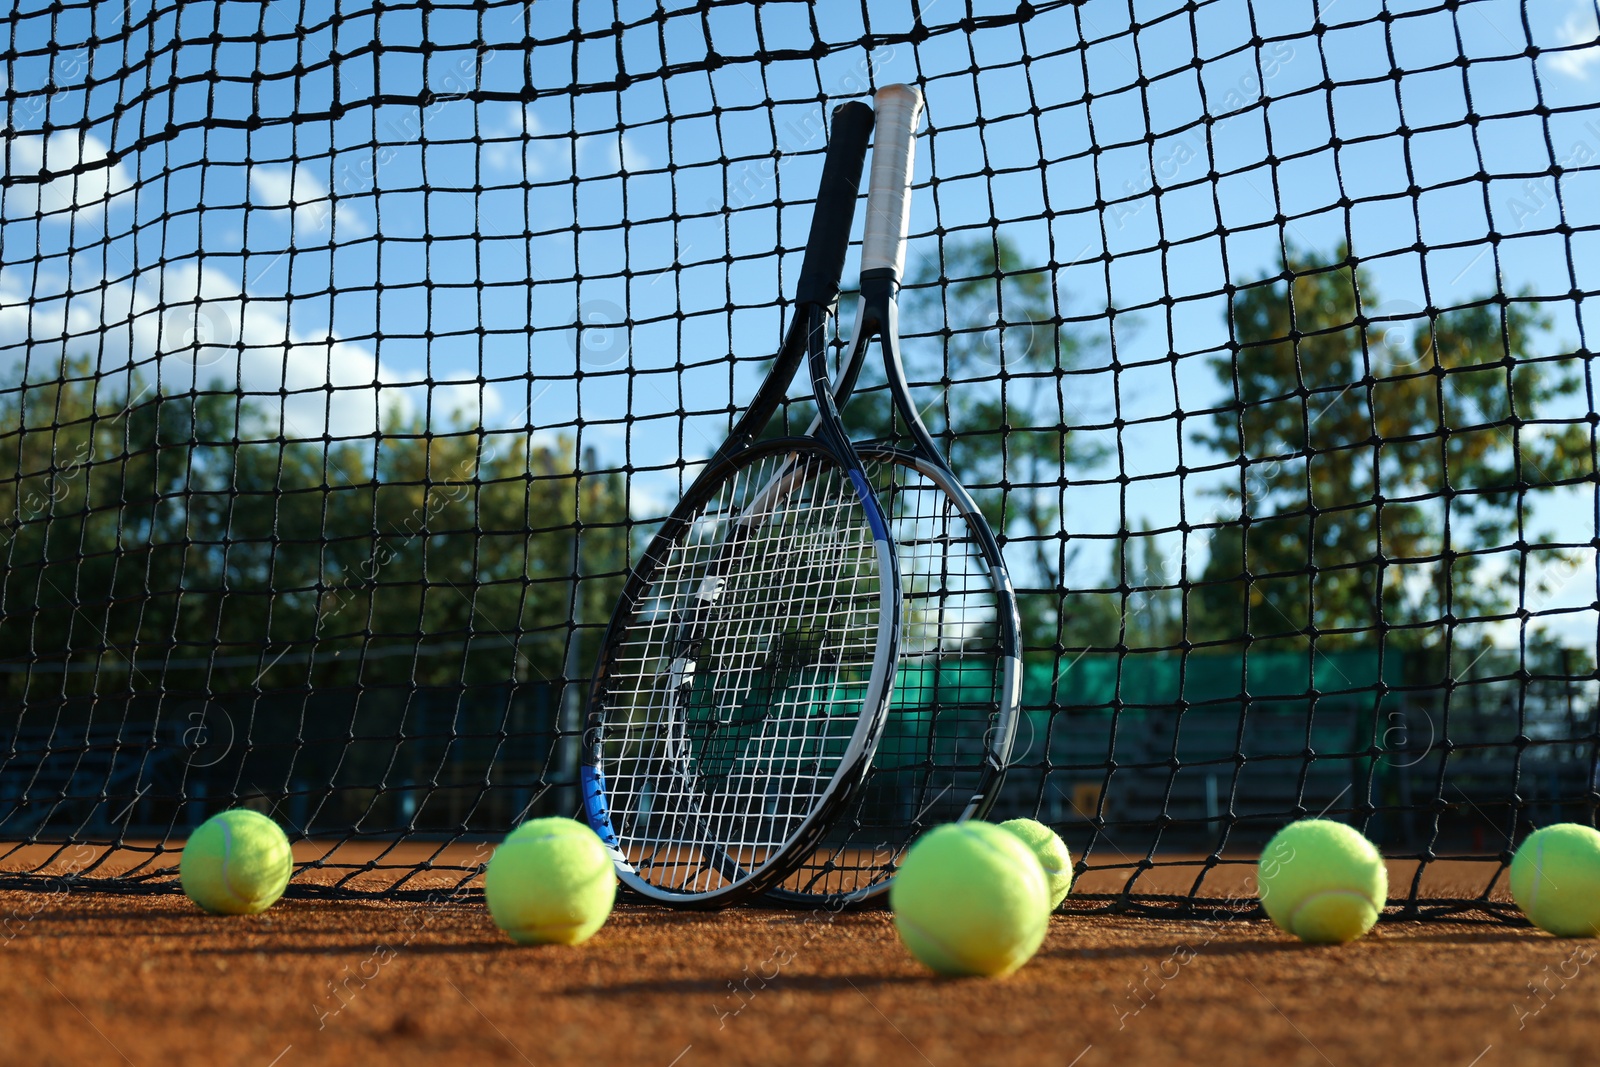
[861,84,924,284]
[794,100,875,308]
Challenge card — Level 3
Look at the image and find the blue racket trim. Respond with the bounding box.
[580,763,623,852]
[848,469,890,541]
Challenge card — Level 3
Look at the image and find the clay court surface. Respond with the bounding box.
[1,848,1595,1067]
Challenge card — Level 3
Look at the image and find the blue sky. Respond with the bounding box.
[3,0,1599,644]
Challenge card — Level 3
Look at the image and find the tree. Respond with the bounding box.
[0,360,240,700]
[0,359,630,699]
[1117,526,1183,651]
[1192,246,1591,651]
[804,233,1111,653]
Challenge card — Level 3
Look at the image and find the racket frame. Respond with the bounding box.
[763,84,1025,907]
[580,101,903,907]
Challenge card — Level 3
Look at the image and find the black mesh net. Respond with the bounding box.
[1,0,1597,916]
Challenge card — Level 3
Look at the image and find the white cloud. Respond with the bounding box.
[1,132,133,218]
[0,261,506,442]
[437,382,509,424]
[477,107,649,179]
[578,132,650,176]
[1551,8,1600,79]
[249,163,368,240]
[481,104,567,176]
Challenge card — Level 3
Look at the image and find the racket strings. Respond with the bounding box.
[778,454,1007,899]
[599,449,885,895]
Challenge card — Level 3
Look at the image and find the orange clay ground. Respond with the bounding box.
[0,849,1596,1067]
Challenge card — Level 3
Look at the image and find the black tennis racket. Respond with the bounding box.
[766,84,1025,907]
[579,101,902,907]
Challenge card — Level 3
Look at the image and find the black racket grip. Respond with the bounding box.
[794,100,875,309]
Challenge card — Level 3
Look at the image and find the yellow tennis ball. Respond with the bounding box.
[999,818,1074,909]
[1510,823,1600,937]
[1257,819,1387,944]
[890,821,1050,977]
[180,809,293,916]
[485,817,617,945]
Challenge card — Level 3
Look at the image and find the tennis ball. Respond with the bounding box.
[1510,823,1600,937]
[890,821,1050,977]
[1257,819,1386,944]
[999,818,1074,909]
[485,817,616,945]
[180,809,294,916]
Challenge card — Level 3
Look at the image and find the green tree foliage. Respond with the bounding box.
[1192,247,1592,650]
[1116,528,1183,651]
[834,234,1111,652]
[0,358,629,701]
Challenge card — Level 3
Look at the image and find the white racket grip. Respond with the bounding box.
[861,84,924,282]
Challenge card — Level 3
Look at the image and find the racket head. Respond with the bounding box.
[765,443,1022,906]
[582,437,900,906]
